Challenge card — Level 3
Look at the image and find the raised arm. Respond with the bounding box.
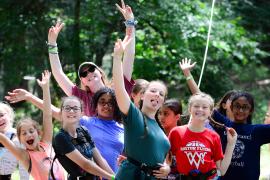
[48,21,74,96]
[37,70,53,144]
[113,39,131,115]
[216,128,237,175]
[5,89,61,120]
[65,149,114,179]
[0,133,29,170]
[116,0,135,81]
[179,58,200,94]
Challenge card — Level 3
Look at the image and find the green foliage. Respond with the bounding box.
[0,0,269,123]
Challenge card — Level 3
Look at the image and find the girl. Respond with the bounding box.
[157,99,182,136]
[53,95,115,180]
[0,102,29,180]
[47,0,135,116]
[0,71,65,180]
[169,93,237,179]
[6,85,124,175]
[113,39,171,179]
[80,87,124,172]
[212,91,270,180]
[157,99,182,180]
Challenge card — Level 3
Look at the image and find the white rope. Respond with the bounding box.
[197,0,216,88]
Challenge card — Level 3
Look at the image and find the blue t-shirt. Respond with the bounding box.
[80,116,124,172]
[116,102,170,180]
[213,110,270,180]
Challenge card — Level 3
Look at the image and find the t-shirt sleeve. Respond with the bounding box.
[168,127,180,155]
[212,133,224,162]
[54,132,76,155]
[212,110,232,126]
[123,102,144,129]
[124,76,135,96]
[254,124,270,145]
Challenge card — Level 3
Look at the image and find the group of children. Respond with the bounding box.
[0,0,269,180]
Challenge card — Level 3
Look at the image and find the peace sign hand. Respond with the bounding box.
[116,0,134,20]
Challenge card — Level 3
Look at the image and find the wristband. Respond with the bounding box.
[48,46,58,54]
[111,175,115,180]
[46,41,57,47]
[124,19,138,27]
[186,75,193,81]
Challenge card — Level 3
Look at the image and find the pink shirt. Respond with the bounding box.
[27,141,65,180]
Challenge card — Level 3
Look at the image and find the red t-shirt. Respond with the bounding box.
[168,125,223,176]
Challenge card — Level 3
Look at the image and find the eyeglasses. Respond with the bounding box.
[232,104,251,112]
[79,65,96,78]
[98,100,114,107]
[62,106,81,112]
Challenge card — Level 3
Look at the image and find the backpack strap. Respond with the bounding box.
[50,155,58,180]
[28,153,32,173]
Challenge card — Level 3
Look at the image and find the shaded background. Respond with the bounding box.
[0,0,269,124]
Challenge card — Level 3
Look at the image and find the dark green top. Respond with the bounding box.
[116,102,170,180]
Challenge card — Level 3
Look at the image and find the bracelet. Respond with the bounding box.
[124,19,138,27]
[48,46,58,54]
[186,75,193,81]
[46,41,57,47]
[111,175,115,180]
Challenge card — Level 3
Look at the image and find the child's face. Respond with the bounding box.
[189,98,211,122]
[61,99,82,124]
[158,107,179,131]
[142,82,166,111]
[0,110,10,133]
[97,93,114,120]
[19,123,39,150]
[231,96,252,123]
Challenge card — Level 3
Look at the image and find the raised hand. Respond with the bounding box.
[179,58,197,72]
[5,89,31,103]
[37,70,51,89]
[113,39,125,59]
[115,0,134,20]
[48,20,64,45]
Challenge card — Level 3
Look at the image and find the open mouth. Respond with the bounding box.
[26,139,34,145]
[0,122,5,127]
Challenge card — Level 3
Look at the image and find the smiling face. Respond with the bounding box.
[0,111,10,133]
[188,93,214,124]
[141,81,167,112]
[189,98,212,122]
[96,93,115,120]
[231,96,252,123]
[80,69,105,93]
[0,103,14,133]
[61,98,82,126]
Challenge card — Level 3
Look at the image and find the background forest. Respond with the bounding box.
[0,0,269,124]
